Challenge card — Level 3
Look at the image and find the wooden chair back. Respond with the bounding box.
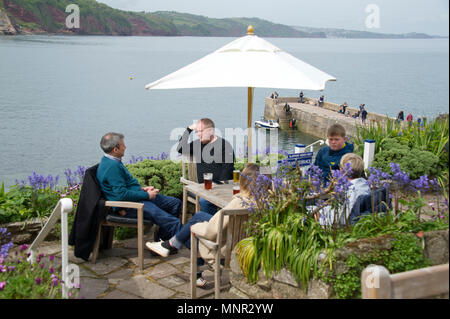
[191,207,250,299]
[221,209,251,268]
[181,155,198,183]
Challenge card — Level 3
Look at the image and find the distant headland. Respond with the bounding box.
[0,0,446,38]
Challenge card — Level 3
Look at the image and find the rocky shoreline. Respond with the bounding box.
[0,8,17,35]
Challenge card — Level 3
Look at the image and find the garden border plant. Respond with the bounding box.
[234,159,449,298]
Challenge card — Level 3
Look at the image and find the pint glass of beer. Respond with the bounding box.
[233,185,240,195]
[233,170,240,183]
[203,173,213,190]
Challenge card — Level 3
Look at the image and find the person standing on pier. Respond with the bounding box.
[407,112,413,126]
[177,118,235,215]
[361,107,368,124]
[298,91,304,103]
[313,124,354,182]
[318,95,324,107]
[397,110,404,123]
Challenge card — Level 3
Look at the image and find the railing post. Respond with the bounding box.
[27,198,73,298]
[361,264,391,299]
[60,198,72,298]
[363,139,376,170]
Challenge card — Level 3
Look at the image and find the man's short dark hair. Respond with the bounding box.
[100,132,124,153]
[200,118,215,129]
[327,124,346,138]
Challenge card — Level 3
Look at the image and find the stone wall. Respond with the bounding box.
[1,218,59,245]
[229,230,449,299]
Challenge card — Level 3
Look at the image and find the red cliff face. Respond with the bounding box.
[4,0,39,24]
[1,0,176,36]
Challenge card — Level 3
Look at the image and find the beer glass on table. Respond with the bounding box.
[233,170,240,183]
[203,173,213,190]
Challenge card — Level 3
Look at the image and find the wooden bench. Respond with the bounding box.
[361,263,449,299]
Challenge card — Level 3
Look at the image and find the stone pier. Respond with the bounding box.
[264,96,394,140]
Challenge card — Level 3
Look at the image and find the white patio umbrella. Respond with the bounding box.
[145,26,336,159]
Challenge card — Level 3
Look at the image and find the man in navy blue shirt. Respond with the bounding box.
[313,124,354,182]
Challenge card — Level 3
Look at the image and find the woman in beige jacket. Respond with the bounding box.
[146,163,262,285]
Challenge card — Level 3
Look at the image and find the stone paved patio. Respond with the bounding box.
[31,232,242,299]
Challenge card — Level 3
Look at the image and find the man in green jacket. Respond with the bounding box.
[96,132,182,241]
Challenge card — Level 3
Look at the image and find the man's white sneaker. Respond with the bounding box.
[145,240,176,257]
[196,276,207,288]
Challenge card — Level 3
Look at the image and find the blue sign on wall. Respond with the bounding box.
[287,152,314,159]
[278,158,313,167]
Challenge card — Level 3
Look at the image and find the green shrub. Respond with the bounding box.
[126,160,183,199]
[0,185,60,224]
[354,116,448,184]
[321,233,432,299]
[372,138,440,179]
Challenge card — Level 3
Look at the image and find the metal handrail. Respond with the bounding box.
[27,198,73,298]
[305,139,325,152]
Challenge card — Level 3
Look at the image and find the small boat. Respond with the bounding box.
[255,118,280,129]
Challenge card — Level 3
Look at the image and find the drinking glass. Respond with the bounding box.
[203,173,213,190]
[233,170,240,183]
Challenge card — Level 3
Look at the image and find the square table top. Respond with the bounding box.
[185,180,236,208]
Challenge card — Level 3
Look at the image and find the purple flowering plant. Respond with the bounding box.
[0,232,79,299]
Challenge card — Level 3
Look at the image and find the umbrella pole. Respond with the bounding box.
[247,87,254,163]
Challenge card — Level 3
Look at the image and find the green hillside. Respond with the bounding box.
[153,11,314,37]
[0,0,317,37]
[1,0,177,35]
[0,0,437,38]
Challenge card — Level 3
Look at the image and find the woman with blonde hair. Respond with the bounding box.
[314,153,370,226]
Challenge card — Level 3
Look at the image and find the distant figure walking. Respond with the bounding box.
[298,91,304,103]
[318,95,324,107]
[397,110,404,123]
[270,91,279,99]
[406,112,413,126]
[417,117,424,127]
[361,107,368,124]
[284,102,291,115]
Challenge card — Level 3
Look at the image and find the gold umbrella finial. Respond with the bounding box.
[247,25,254,35]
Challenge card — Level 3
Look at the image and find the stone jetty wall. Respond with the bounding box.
[264,96,394,140]
[229,230,449,299]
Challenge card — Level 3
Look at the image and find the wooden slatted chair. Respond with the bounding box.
[190,207,250,299]
[85,164,154,274]
[180,155,199,224]
[91,201,153,273]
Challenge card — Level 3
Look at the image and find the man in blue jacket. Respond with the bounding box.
[96,132,182,242]
[313,124,354,182]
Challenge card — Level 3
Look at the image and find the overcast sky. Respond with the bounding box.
[97,0,449,36]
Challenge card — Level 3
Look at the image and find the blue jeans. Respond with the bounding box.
[199,198,218,215]
[171,211,213,250]
[124,194,182,241]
